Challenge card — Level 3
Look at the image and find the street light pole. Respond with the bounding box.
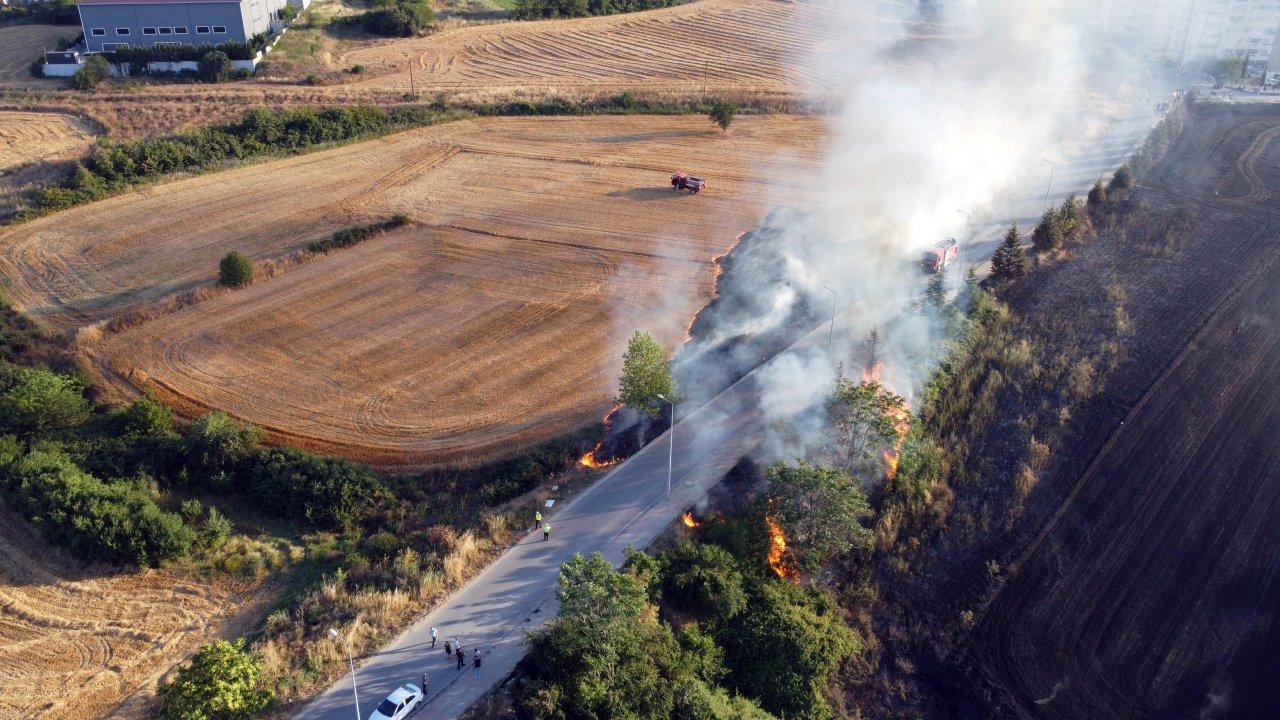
[1042,158,1056,214]
[823,285,836,359]
[955,209,970,267]
[657,394,674,499]
[329,628,359,720]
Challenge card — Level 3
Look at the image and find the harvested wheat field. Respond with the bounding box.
[0,25,76,85]
[0,114,822,467]
[338,0,915,97]
[0,111,98,171]
[0,510,238,720]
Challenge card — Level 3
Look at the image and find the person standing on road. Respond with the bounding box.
[456,644,465,669]
[543,523,551,541]
[444,638,452,656]
[429,626,438,649]
[420,673,428,693]
[534,510,542,531]
[473,650,482,678]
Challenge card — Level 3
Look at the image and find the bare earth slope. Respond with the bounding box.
[0,115,821,467]
[975,104,1280,719]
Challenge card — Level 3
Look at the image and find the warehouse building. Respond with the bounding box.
[76,0,300,53]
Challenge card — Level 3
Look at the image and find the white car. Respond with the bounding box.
[368,684,424,720]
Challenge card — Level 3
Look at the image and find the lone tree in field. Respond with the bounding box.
[159,639,271,720]
[991,223,1027,285]
[709,101,738,132]
[199,50,231,83]
[219,251,252,288]
[618,330,677,416]
[765,461,873,574]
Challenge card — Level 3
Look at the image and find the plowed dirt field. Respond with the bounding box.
[0,111,98,171]
[975,104,1280,719]
[337,0,912,97]
[0,115,821,467]
[0,510,239,720]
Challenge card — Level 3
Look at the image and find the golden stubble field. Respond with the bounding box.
[0,24,76,86]
[337,0,907,97]
[0,510,243,720]
[0,114,823,467]
[0,111,98,171]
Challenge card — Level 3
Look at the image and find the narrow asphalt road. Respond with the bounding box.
[295,92,1173,720]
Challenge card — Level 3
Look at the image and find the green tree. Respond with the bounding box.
[925,270,946,309]
[764,461,872,573]
[660,540,748,625]
[219,251,252,287]
[990,223,1027,285]
[618,330,677,416]
[709,101,738,132]
[71,54,110,90]
[121,393,176,437]
[827,377,906,468]
[159,639,271,720]
[1087,179,1108,207]
[1030,208,1062,252]
[718,580,860,719]
[183,411,263,485]
[1055,194,1083,237]
[0,367,90,436]
[199,50,231,83]
[1109,165,1135,192]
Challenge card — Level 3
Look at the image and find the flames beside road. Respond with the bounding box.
[579,404,623,468]
[861,361,911,484]
[681,511,700,528]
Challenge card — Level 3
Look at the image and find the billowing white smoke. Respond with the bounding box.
[739,0,1133,462]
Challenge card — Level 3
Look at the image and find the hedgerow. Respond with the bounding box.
[511,0,690,20]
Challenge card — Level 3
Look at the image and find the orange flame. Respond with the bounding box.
[861,361,884,384]
[881,400,911,484]
[765,515,797,581]
[681,512,699,528]
[684,231,748,342]
[579,404,624,468]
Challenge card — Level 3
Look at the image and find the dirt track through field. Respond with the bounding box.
[0,511,238,720]
[339,0,914,96]
[0,111,98,171]
[974,107,1280,719]
[0,115,821,467]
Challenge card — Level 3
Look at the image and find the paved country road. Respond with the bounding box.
[295,93,1172,720]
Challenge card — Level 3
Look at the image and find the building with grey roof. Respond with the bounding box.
[76,0,296,53]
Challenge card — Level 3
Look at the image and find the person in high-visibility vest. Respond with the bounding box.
[543,523,551,541]
[534,510,542,531]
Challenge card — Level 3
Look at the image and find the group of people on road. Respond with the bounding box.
[429,626,483,679]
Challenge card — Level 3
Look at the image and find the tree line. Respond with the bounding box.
[511,0,689,20]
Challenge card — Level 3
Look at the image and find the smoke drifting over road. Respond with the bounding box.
[669,0,1137,464]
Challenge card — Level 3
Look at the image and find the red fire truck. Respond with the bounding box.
[921,237,959,271]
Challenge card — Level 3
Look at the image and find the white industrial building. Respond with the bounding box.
[1107,0,1280,71]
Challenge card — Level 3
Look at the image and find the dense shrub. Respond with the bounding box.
[2,449,194,566]
[511,0,688,19]
[182,411,264,485]
[0,367,91,436]
[219,251,253,287]
[360,0,434,36]
[71,54,110,90]
[306,215,410,253]
[159,639,271,720]
[242,447,382,530]
[103,39,260,69]
[0,0,79,24]
[199,50,231,82]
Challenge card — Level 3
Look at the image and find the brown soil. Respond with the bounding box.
[0,114,822,468]
[973,104,1280,719]
[0,507,243,720]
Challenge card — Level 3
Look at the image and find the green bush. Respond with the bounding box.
[360,0,434,36]
[306,215,409,253]
[159,639,271,720]
[71,54,110,90]
[242,447,381,530]
[0,367,91,437]
[219,251,253,287]
[511,0,688,19]
[182,411,264,485]
[3,449,195,566]
[0,0,79,24]
[199,50,231,83]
